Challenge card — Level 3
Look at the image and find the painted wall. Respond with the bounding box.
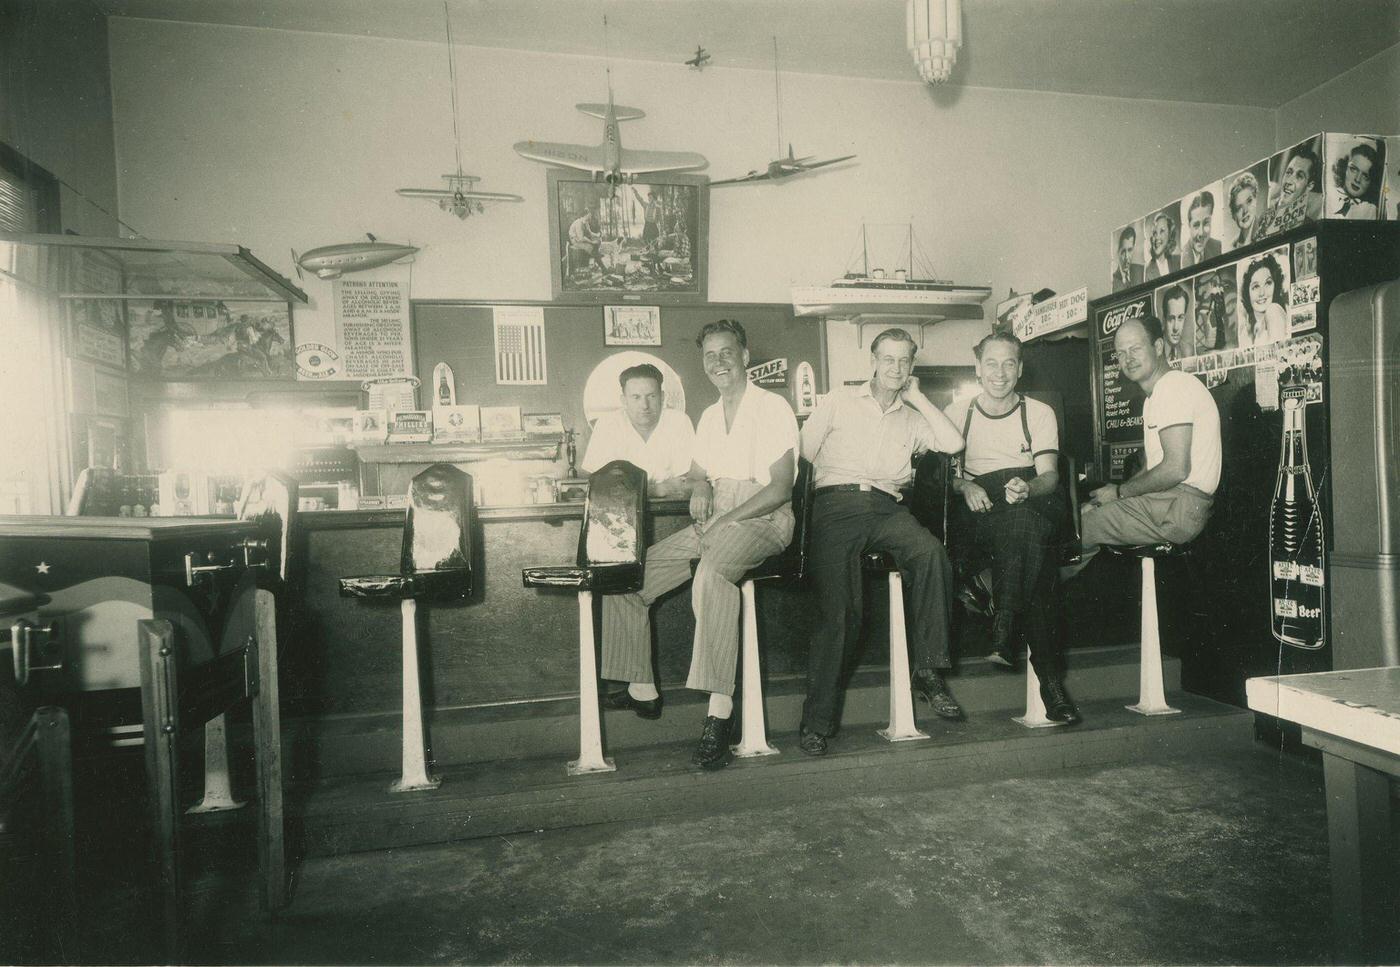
[1275,43,1400,147]
[108,17,1277,356]
[0,0,119,235]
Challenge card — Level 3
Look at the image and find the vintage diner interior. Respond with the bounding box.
[3,1,1400,963]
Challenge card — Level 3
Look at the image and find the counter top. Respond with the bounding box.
[0,515,259,540]
[298,498,691,530]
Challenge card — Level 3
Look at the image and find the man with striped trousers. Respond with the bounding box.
[601,319,799,771]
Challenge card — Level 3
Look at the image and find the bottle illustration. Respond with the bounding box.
[437,372,451,406]
[1269,385,1325,649]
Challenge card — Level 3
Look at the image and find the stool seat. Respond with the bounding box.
[340,569,471,601]
[863,551,897,571]
[0,592,49,619]
[522,562,641,594]
[1104,542,1184,559]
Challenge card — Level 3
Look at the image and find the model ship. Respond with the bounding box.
[792,224,991,320]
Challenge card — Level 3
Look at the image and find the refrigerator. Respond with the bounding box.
[1088,221,1400,706]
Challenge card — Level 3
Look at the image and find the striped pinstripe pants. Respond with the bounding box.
[601,514,789,695]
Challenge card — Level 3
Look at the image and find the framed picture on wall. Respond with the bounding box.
[603,305,662,346]
[127,299,295,380]
[547,169,709,305]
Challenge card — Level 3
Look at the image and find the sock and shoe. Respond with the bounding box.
[988,610,1020,671]
[1039,676,1083,725]
[693,692,735,770]
[798,725,828,756]
[602,681,663,719]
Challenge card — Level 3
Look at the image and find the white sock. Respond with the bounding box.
[628,682,659,701]
[707,693,733,719]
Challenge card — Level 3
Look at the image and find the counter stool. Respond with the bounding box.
[861,552,929,742]
[688,461,814,759]
[1104,541,1185,716]
[190,471,298,814]
[522,460,646,776]
[340,464,473,792]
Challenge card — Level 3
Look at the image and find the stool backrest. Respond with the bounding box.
[237,471,299,581]
[576,460,647,567]
[401,464,474,594]
[908,451,953,543]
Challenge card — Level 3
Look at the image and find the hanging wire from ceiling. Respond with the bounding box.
[443,0,464,178]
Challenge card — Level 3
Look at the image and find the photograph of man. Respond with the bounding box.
[1325,135,1384,220]
[943,333,1080,724]
[581,362,695,497]
[1219,272,1240,349]
[1111,222,1145,292]
[1157,283,1195,364]
[567,210,608,273]
[1144,208,1181,281]
[1192,271,1225,353]
[1065,314,1220,579]
[1293,237,1318,281]
[600,319,799,771]
[1265,139,1325,230]
[1237,251,1290,348]
[1225,165,1267,251]
[1180,189,1224,268]
[798,328,966,755]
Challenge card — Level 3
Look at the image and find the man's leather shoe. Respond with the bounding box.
[912,670,965,721]
[988,611,1018,671]
[602,688,662,720]
[956,569,993,616]
[693,715,734,770]
[1040,678,1082,725]
[798,726,828,757]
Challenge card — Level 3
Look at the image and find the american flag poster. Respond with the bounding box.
[492,306,547,385]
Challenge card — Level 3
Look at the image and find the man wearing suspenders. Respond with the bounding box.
[944,332,1081,724]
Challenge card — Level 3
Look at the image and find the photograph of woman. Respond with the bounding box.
[1324,135,1384,220]
[1225,164,1266,251]
[1236,249,1290,349]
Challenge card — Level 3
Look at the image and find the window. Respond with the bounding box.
[0,142,61,233]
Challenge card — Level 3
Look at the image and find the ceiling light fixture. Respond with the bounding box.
[907,0,961,84]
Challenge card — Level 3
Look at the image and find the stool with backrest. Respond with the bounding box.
[188,471,297,813]
[522,460,646,776]
[687,459,815,758]
[862,449,951,742]
[339,464,474,791]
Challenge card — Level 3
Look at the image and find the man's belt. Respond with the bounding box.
[814,483,897,500]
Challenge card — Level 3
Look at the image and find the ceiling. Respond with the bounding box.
[99,0,1400,107]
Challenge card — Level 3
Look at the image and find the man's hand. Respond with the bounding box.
[1004,476,1030,505]
[651,476,691,499]
[689,479,713,524]
[961,482,993,513]
[700,509,736,535]
[1089,482,1120,507]
[899,375,929,407]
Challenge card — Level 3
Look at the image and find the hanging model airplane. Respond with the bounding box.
[292,234,419,280]
[712,37,855,188]
[711,144,857,187]
[397,174,523,219]
[397,1,523,218]
[512,77,707,191]
[685,46,711,70]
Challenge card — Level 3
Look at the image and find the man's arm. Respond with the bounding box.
[1091,425,1191,505]
[686,459,713,522]
[1005,452,1059,504]
[799,391,836,462]
[902,378,964,454]
[702,450,795,532]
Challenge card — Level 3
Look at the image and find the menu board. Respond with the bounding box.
[1094,294,1149,478]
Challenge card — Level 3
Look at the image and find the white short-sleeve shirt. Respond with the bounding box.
[580,408,694,481]
[694,384,799,485]
[1143,370,1221,495]
[943,396,1058,478]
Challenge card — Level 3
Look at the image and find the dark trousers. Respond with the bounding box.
[948,495,1064,678]
[801,490,953,736]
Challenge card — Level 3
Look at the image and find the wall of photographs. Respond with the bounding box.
[1110,132,1398,292]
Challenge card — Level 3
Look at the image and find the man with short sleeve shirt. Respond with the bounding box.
[1069,314,1220,574]
[797,328,966,755]
[944,332,1079,724]
[581,363,694,496]
[601,319,799,771]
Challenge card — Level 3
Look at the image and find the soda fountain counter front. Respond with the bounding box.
[1088,221,1400,707]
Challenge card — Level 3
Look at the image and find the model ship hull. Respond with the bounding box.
[791,282,991,320]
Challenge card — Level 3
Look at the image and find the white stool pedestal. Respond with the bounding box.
[569,590,617,776]
[391,598,441,792]
[1014,662,1068,729]
[877,572,930,743]
[1126,556,1181,716]
[733,580,779,758]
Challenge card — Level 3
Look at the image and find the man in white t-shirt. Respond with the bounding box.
[600,319,799,771]
[944,332,1078,723]
[1069,314,1220,574]
[581,363,694,497]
